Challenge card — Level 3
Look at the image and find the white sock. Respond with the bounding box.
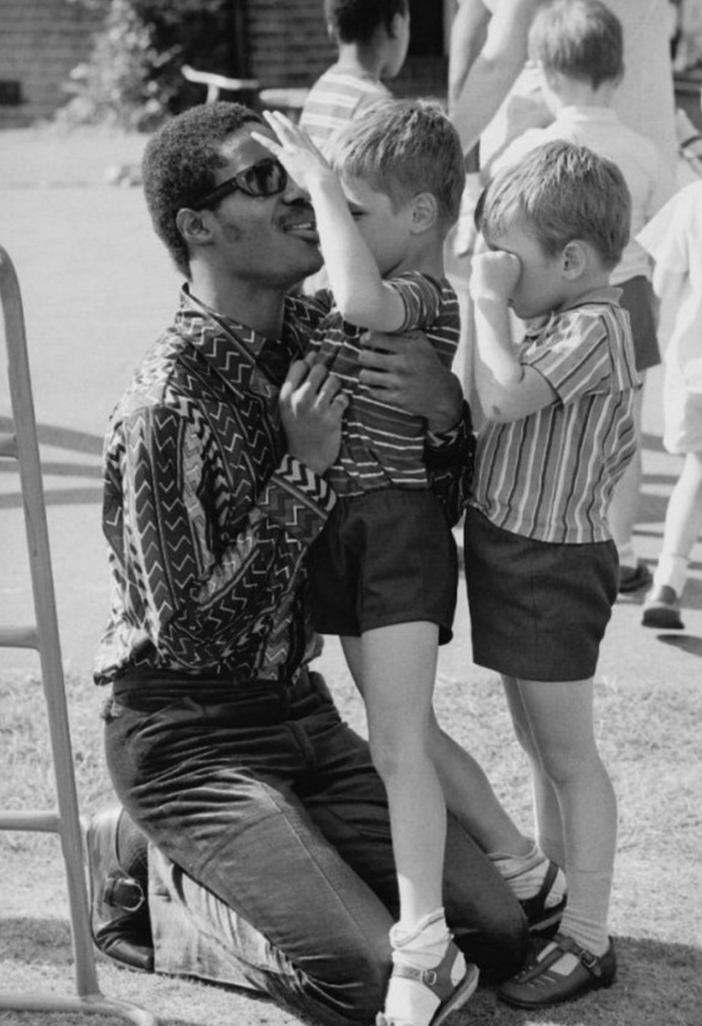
[384,909,464,1026]
[489,840,566,907]
[653,554,688,596]
[559,867,612,957]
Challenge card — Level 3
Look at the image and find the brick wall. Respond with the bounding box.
[247,0,334,88]
[0,0,104,128]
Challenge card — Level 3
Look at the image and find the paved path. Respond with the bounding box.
[1,127,701,688]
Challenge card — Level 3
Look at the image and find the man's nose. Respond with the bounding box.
[282,173,309,203]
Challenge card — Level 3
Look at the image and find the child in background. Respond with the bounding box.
[256,100,566,1026]
[639,179,702,629]
[491,0,676,593]
[467,140,639,1008]
[299,0,409,153]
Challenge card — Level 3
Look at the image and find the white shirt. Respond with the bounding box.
[495,105,676,284]
[638,180,702,389]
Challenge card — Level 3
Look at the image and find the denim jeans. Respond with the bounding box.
[104,668,526,1026]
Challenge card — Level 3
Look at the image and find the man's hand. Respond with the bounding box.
[280,358,347,475]
[358,331,464,434]
[469,250,521,303]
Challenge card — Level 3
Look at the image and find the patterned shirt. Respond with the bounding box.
[469,289,640,544]
[302,272,461,495]
[95,287,471,687]
[299,69,390,152]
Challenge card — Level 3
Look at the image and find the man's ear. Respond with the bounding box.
[410,191,438,234]
[562,239,588,280]
[176,207,215,251]
[389,11,404,38]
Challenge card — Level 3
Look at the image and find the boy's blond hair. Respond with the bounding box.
[475,140,631,270]
[528,0,624,90]
[330,99,466,233]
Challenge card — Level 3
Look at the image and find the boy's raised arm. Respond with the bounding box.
[253,111,406,331]
[470,250,556,421]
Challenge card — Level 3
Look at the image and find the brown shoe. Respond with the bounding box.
[498,933,616,1008]
[85,805,154,972]
[642,585,684,630]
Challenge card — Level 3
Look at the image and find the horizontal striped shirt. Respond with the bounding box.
[299,69,390,152]
[302,272,460,495]
[469,289,640,544]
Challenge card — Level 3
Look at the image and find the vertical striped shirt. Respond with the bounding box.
[302,271,460,495]
[299,69,391,152]
[470,289,640,544]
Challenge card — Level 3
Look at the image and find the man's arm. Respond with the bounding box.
[448,0,491,116]
[113,363,346,670]
[450,0,542,158]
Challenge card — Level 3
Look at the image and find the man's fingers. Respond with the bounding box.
[283,358,312,390]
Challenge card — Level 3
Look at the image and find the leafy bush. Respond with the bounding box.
[58,0,245,131]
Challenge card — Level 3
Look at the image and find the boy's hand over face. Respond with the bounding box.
[253,111,334,195]
[280,358,347,476]
[470,250,521,303]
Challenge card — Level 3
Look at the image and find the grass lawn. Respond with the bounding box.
[1,125,702,1026]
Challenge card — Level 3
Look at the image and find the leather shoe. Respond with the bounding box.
[85,805,154,972]
[498,933,616,1008]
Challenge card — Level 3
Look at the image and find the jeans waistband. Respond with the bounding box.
[111,666,326,728]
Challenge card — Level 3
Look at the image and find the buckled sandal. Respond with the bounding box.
[377,941,480,1026]
[498,932,616,1009]
[519,860,567,937]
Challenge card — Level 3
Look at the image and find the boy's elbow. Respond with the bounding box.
[481,403,512,424]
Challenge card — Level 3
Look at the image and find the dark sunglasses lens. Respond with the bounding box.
[242,161,287,196]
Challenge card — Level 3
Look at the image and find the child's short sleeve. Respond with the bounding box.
[390,272,444,333]
[523,305,634,406]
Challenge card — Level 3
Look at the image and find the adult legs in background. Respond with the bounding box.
[643,449,702,628]
[609,387,651,592]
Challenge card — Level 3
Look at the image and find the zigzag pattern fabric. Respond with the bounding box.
[94,287,334,687]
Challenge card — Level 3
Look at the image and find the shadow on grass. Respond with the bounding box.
[3,919,701,1026]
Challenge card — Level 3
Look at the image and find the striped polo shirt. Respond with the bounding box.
[302,271,460,496]
[470,289,640,544]
[299,69,390,152]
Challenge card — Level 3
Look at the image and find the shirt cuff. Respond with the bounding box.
[261,453,336,541]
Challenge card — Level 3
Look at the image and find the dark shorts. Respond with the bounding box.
[618,275,660,373]
[463,507,618,681]
[307,488,458,644]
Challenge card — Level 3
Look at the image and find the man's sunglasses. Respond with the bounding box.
[190,159,289,210]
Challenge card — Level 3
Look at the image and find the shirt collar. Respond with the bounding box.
[524,285,622,339]
[174,285,305,399]
[556,105,618,125]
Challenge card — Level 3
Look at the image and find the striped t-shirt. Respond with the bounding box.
[470,289,640,544]
[302,271,460,496]
[299,69,390,152]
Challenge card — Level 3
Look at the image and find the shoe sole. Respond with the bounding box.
[430,963,480,1026]
[642,610,684,630]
